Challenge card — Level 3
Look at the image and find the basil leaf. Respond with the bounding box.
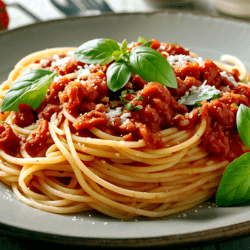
[106,61,131,92]
[129,46,177,88]
[120,39,127,54]
[74,38,120,65]
[142,41,153,48]
[216,153,250,206]
[126,103,143,111]
[1,69,56,112]
[137,36,147,44]
[237,104,250,149]
[178,82,221,105]
[112,51,122,61]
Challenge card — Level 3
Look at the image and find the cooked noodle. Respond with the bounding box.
[0,42,249,220]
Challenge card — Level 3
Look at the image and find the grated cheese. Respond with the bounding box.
[67,51,74,56]
[76,64,95,80]
[167,55,203,67]
[106,107,122,120]
[51,56,71,67]
[54,75,63,82]
[220,71,238,86]
[106,107,131,126]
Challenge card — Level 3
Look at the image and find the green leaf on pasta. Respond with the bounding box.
[1,69,57,112]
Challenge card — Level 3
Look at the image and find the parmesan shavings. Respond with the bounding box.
[51,56,71,67]
[220,71,238,87]
[106,107,131,125]
[76,64,95,80]
[177,80,221,105]
[167,55,203,67]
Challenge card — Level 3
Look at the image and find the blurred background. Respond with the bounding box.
[1,0,250,31]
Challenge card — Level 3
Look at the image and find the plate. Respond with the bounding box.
[1,11,250,247]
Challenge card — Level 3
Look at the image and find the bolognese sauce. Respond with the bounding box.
[0,37,250,219]
[7,39,245,160]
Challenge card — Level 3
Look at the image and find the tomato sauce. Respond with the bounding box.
[6,39,250,159]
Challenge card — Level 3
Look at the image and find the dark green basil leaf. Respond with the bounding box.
[237,104,250,149]
[129,46,177,88]
[74,38,120,65]
[194,101,202,107]
[1,69,56,112]
[142,41,153,48]
[106,61,131,92]
[216,153,250,206]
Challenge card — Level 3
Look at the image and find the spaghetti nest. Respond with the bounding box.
[0,44,249,220]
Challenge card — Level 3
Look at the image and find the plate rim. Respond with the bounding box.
[0,215,250,247]
[1,10,250,247]
[1,9,250,37]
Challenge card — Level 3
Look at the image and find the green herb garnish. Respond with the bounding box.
[236,104,250,149]
[137,36,147,44]
[1,69,57,112]
[120,90,143,110]
[216,152,250,206]
[74,38,120,65]
[178,82,221,106]
[106,61,131,92]
[216,104,250,206]
[126,103,143,111]
[74,37,177,92]
[232,103,239,109]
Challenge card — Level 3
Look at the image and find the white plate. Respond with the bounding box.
[1,11,250,247]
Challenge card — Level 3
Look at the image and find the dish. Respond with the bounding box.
[1,11,250,247]
[1,37,250,220]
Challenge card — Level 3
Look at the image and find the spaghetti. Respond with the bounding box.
[0,39,249,220]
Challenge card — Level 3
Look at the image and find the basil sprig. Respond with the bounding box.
[236,104,250,149]
[216,153,250,206]
[74,36,177,92]
[106,61,131,92]
[1,69,56,112]
[216,104,250,206]
[74,38,120,65]
[129,46,176,88]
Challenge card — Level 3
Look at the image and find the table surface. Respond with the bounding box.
[1,0,250,249]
